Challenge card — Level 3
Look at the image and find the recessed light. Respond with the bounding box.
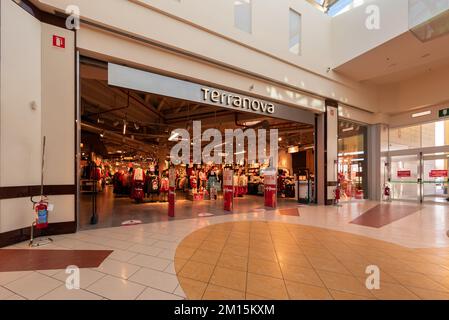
[412,111,431,118]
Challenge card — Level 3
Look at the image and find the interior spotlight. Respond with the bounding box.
[123,121,127,135]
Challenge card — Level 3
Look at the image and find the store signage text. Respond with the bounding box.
[397,170,411,178]
[430,170,448,178]
[201,88,275,115]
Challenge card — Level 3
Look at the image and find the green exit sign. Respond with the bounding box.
[440,108,449,118]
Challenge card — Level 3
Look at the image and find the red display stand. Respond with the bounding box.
[223,169,234,212]
[168,168,176,217]
[264,171,277,208]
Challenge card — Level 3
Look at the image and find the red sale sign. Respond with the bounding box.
[397,170,411,178]
[264,171,277,208]
[168,168,176,217]
[223,170,234,212]
[430,170,448,178]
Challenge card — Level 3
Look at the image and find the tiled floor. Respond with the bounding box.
[174,221,449,300]
[0,200,448,300]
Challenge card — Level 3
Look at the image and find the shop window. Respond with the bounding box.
[338,121,368,201]
[234,0,252,33]
[289,9,302,55]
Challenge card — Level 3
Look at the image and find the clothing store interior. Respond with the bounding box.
[79,58,316,229]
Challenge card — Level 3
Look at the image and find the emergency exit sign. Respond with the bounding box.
[439,108,449,118]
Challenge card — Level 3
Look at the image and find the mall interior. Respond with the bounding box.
[1,0,449,301]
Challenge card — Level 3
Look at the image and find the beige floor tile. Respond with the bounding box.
[371,282,420,300]
[247,273,289,300]
[177,277,207,300]
[0,286,15,300]
[285,281,333,300]
[179,261,215,283]
[248,259,283,279]
[128,254,172,271]
[330,290,376,300]
[5,272,63,300]
[210,267,247,292]
[217,253,248,272]
[95,259,140,280]
[317,271,374,298]
[0,271,33,286]
[203,284,245,300]
[39,285,103,300]
[127,244,163,257]
[137,287,184,300]
[108,249,138,262]
[128,268,179,293]
[87,275,145,300]
[52,268,106,289]
[190,249,221,266]
[280,264,324,287]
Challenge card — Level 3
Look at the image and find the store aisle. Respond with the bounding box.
[79,187,301,230]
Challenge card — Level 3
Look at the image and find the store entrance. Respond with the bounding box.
[387,150,449,204]
[78,59,316,229]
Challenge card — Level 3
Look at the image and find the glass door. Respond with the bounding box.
[390,154,422,202]
[423,153,449,203]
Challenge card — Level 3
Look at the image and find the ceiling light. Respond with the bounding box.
[134,123,140,130]
[342,127,354,132]
[113,121,120,127]
[168,132,180,141]
[412,111,431,118]
[123,121,127,135]
[100,132,105,138]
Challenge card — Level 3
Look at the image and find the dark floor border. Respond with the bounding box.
[0,185,76,200]
[0,221,77,248]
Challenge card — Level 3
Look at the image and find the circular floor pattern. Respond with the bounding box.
[174,221,449,300]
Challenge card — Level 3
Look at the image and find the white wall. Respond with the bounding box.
[35,0,380,112]
[331,0,409,67]
[0,1,75,233]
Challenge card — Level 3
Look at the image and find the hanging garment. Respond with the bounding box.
[133,168,144,182]
[160,177,169,193]
[149,175,160,194]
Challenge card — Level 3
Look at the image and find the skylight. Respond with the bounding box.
[309,0,363,17]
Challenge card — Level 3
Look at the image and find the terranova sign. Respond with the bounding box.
[108,63,320,124]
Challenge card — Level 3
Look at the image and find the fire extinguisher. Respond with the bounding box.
[384,184,391,201]
[334,187,341,205]
[29,137,53,247]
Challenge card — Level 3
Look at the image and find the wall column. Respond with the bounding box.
[316,100,339,205]
[367,124,382,201]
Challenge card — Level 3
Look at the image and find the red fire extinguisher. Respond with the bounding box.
[334,187,341,205]
[29,137,53,247]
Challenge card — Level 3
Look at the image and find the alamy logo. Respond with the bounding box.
[65,5,80,30]
[365,5,380,30]
[365,265,381,290]
[65,265,80,290]
[169,121,279,168]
